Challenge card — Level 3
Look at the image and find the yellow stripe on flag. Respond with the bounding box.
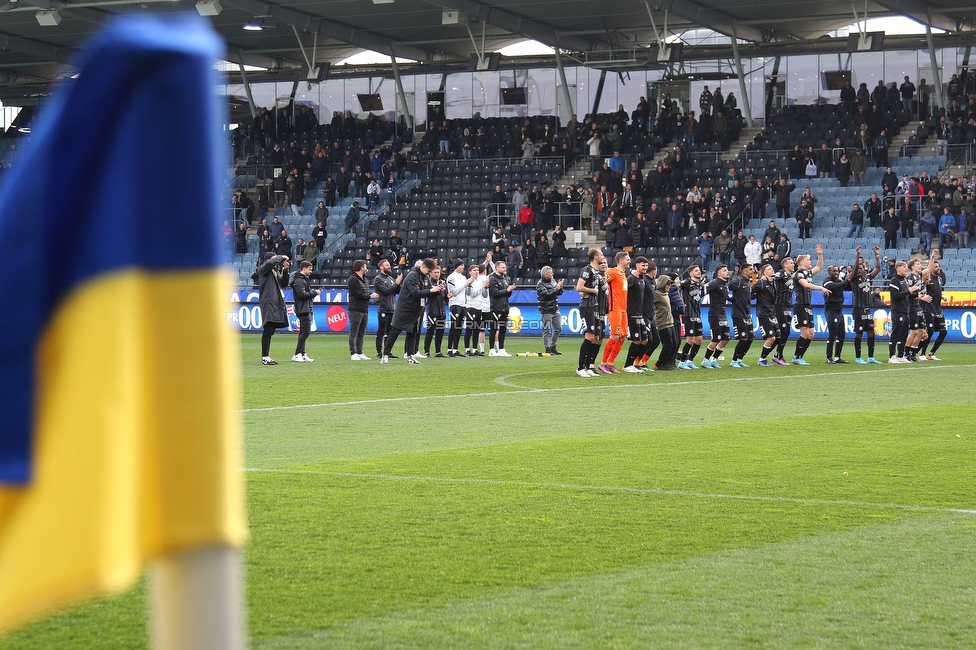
[0,270,246,634]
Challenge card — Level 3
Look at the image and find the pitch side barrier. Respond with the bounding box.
[229,289,976,342]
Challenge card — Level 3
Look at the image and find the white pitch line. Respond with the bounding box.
[243,467,976,516]
[240,363,976,413]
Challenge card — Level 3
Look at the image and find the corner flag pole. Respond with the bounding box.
[150,545,246,650]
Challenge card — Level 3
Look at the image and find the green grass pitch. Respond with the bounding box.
[3,334,976,648]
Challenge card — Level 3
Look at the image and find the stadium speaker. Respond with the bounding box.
[846,32,885,52]
[468,53,501,72]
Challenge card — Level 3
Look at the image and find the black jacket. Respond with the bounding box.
[536,277,563,313]
[488,272,512,312]
[290,273,318,316]
[256,256,289,326]
[373,272,400,313]
[391,267,434,329]
[347,272,371,314]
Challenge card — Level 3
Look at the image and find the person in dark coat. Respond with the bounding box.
[256,252,290,364]
[381,258,442,363]
[235,221,248,254]
[347,260,372,361]
[290,261,320,362]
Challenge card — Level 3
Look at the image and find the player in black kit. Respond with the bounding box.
[903,257,930,362]
[851,245,883,364]
[576,248,607,377]
[678,265,706,369]
[822,264,852,364]
[752,264,781,366]
[727,264,755,367]
[701,265,731,368]
[887,260,914,363]
[771,256,795,365]
[917,250,947,360]
[791,244,828,365]
[623,257,651,373]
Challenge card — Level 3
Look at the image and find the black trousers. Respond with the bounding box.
[295,313,311,354]
[348,310,367,355]
[376,311,393,356]
[261,322,277,357]
[424,312,446,354]
[448,304,465,350]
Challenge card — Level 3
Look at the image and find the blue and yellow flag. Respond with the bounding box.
[0,15,246,633]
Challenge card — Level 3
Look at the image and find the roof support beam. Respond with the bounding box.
[869,0,962,32]
[423,0,593,52]
[221,0,434,62]
[663,0,768,42]
[0,32,73,65]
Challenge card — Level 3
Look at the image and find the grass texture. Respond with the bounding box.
[2,334,975,649]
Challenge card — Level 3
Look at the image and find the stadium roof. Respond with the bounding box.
[1,0,976,102]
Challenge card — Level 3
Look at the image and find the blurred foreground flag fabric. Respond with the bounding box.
[0,14,246,633]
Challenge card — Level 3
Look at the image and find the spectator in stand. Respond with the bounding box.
[836,153,852,187]
[506,244,522,282]
[873,129,889,168]
[750,179,769,221]
[697,231,713,274]
[368,237,384,269]
[714,229,732,268]
[899,196,918,238]
[840,80,857,110]
[763,220,782,244]
[938,208,957,251]
[275,229,293,260]
[345,201,362,235]
[881,166,898,196]
[885,82,900,110]
[551,225,567,257]
[537,234,552,269]
[762,236,777,267]
[235,221,248,254]
[848,203,865,238]
[817,143,832,179]
[520,239,536,276]
[294,238,306,264]
[957,207,970,248]
[365,178,380,210]
[774,233,792,272]
[774,179,796,219]
[269,216,284,239]
[304,238,319,270]
[732,230,748,269]
[744,234,762,268]
[787,145,806,179]
[795,199,814,239]
[883,206,899,249]
[666,203,683,238]
[389,228,403,255]
[901,76,917,113]
[517,200,535,245]
[919,208,938,255]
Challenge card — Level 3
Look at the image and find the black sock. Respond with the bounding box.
[578,340,591,370]
[854,335,862,359]
[918,338,930,356]
[931,330,947,354]
[761,343,773,359]
[680,342,691,362]
[703,346,714,360]
[867,335,875,358]
[625,342,640,368]
[689,343,701,362]
[737,339,753,360]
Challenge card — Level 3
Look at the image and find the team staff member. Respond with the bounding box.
[600,251,631,374]
[678,265,706,369]
[423,265,448,358]
[536,266,564,355]
[576,248,607,377]
[290,260,320,362]
[771,256,795,365]
[888,260,914,363]
[791,244,828,365]
[346,260,372,361]
[752,264,780,366]
[445,259,470,357]
[822,264,852,364]
[727,264,755,368]
[701,265,731,368]
[918,250,947,360]
[653,273,678,370]
[487,260,515,356]
[464,264,489,356]
[256,252,290,365]
[380,258,442,365]
[852,246,883,364]
[622,257,649,373]
[373,259,402,359]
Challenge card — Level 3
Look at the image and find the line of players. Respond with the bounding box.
[575,244,948,376]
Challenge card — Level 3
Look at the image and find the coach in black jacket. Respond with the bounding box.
[290,260,320,362]
[373,259,402,357]
[381,259,442,363]
[487,261,515,355]
[256,252,290,364]
[347,260,372,360]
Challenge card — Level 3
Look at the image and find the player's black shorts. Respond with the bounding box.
[733,316,754,340]
[853,308,873,334]
[909,309,925,330]
[580,306,604,336]
[932,314,946,331]
[490,310,509,329]
[758,315,780,339]
[794,305,814,329]
[465,308,484,330]
[777,307,794,334]
[709,313,730,342]
[681,315,703,337]
[628,316,649,341]
[482,310,493,332]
